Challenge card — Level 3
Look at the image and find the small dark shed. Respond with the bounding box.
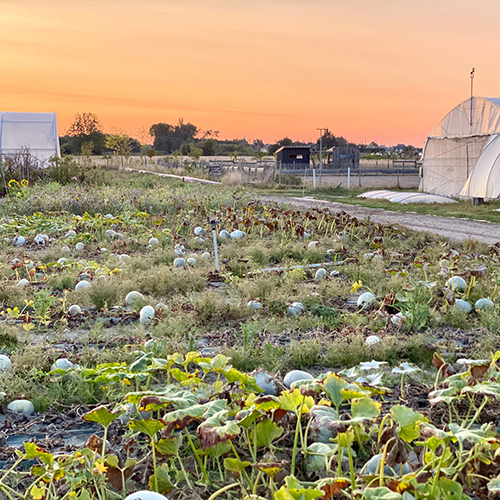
[326,146,359,169]
[276,146,310,167]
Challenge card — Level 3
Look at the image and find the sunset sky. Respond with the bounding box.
[1,0,499,146]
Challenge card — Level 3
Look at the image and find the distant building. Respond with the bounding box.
[325,146,359,169]
[275,145,310,166]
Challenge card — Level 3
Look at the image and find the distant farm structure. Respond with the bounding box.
[325,146,360,169]
[275,145,311,168]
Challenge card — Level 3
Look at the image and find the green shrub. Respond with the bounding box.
[46,156,109,185]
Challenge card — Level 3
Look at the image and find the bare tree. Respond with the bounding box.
[67,113,103,136]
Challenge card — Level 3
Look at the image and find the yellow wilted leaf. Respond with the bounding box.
[278,389,314,413]
[30,484,46,500]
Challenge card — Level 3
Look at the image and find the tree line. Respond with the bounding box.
[59,113,355,159]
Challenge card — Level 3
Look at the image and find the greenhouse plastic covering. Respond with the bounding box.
[421,97,500,198]
[358,191,457,204]
[429,97,500,138]
[461,134,500,199]
[0,112,60,164]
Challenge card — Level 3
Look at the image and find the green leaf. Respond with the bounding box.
[323,373,348,409]
[309,405,339,421]
[435,477,466,498]
[148,463,173,495]
[78,489,92,500]
[424,446,453,468]
[335,431,354,447]
[235,407,261,428]
[225,368,262,392]
[23,443,53,466]
[488,478,500,492]
[256,399,282,413]
[197,410,240,450]
[249,394,281,412]
[129,352,153,373]
[363,487,402,500]
[30,484,46,500]
[126,386,198,408]
[82,405,124,429]
[30,465,46,478]
[251,419,284,448]
[274,476,323,500]
[390,405,428,443]
[290,378,322,394]
[129,418,164,439]
[182,351,201,368]
[124,458,138,469]
[196,354,231,373]
[168,367,200,385]
[310,399,379,427]
[203,441,232,458]
[155,435,182,456]
[421,435,446,452]
[105,454,120,468]
[224,457,252,473]
[162,399,226,430]
[351,397,381,421]
[392,363,421,375]
[462,382,500,398]
[419,424,452,443]
[340,386,371,400]
[428,387,459,405]
[448,424,485,444]
[306,443,336,472]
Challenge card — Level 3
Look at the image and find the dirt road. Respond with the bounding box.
[261,196,500,245]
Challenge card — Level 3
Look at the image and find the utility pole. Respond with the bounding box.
[317,128,327,186]
[470,68,475,128]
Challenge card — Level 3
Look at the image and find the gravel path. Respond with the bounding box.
[261,196,500,245]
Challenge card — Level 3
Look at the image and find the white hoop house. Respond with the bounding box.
[420,97,500,199]
[0,112,60,165]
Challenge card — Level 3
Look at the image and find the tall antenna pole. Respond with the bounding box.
[317,128,327,186]
[470,68,475,128]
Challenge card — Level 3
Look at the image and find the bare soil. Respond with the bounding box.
[261,195,500,244]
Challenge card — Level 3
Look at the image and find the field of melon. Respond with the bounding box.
[0,172,499,500]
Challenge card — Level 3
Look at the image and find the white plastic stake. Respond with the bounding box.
[212,225,220,271]
[347,167,351,189]
[313,168,316,189]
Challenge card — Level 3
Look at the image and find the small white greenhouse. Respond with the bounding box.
[0,112,60,165]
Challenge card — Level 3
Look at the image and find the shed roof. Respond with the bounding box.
[324,146,357,153]
[275,145,311,154]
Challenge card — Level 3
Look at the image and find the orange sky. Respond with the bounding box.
[1,0,499,146]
